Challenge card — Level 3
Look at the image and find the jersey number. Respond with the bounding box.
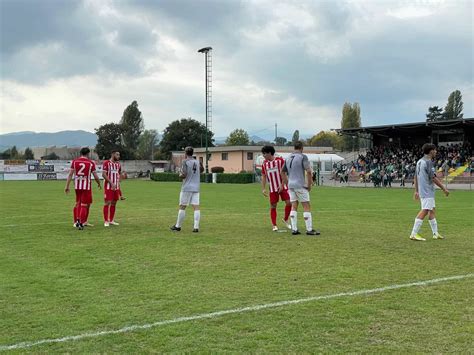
[77,163,86,176]
[192,162,197,173]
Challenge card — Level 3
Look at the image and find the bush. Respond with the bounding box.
[150,173,180,182]
[216,173,254,184]
[211,166,224,173]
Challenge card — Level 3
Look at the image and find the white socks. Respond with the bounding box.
[411,218,423,236]
[303,212,313,232]
[194,210,201,229]
[429,219,438,235]
[176,209,186,228]
[290,210,297,231]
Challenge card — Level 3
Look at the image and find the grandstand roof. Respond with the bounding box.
[335,118,474,135]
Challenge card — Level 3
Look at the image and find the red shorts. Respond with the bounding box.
[104,189,121,201]
[75,189,92,204]
[269,189,290,204]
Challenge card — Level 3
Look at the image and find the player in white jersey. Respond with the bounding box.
[171,146,204,233]
[410,143,449,241]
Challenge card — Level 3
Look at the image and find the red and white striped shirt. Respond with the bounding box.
[71,157,96,190]
[102,160,121,191]
[262,156,287,193]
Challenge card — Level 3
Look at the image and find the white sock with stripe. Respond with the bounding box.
[303,212,313,232]
[194,210,200,229]
[176,210,186,228]
[429,219,438,235]
[290,210,297,231]
[411,218,423,236]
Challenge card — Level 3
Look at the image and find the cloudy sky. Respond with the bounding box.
[1,0,472,138]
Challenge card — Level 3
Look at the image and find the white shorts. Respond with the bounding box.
[420,197,435,210]
[289,188,310,203]
[179,192,200,206]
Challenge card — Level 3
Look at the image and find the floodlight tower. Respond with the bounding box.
[198,46,212,182]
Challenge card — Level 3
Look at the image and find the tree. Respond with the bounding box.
[159,118,214,158]
[10,146,19,159]
[340,102,361,151]
[291,130,300,144]
[426,106,444,122]
[23,147,34,160]
[120,100,144,158]
[275,136,287,145]
[309,131,343,150]
[0,149,11,159]
[226,129,250,146]
[444,90,463,120]
[95,123,124,160]
[137,129,158,160]
[43,152,59,160]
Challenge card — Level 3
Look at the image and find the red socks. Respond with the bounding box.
[110,205,116,221]
[73,205,78,222]
[270,208,277,226]
[79,205,88,224]
[284,205,291,221]
[103,205,109,222]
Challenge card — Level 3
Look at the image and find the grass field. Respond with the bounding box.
[0,180,473,352]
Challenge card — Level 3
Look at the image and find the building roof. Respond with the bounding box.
[335,118,474,135]
[190,145,333,153]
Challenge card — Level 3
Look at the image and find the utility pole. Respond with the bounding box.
[198,47,212,182]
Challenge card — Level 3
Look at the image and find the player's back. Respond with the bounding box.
[72,157,96,190]
[284,152,310,189]
[181,158,200,192]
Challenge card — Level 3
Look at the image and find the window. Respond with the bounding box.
[247,152,254,160]
[222,152,228,160]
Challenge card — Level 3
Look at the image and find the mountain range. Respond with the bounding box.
[0,130,314,151]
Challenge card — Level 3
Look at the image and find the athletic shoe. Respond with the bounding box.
[77,223,84,230]
[109,221,119,226]
[292,230,301,235]
[282,218,292,230]
[433,233,445,239]
[74,219,80,228]
[410,234,426,241]
[104,222,110,227]
[306,229,320,236]
[170,225,181,232]
[83,222,94,227]
[272,225,279,232]
[192,228,199,233]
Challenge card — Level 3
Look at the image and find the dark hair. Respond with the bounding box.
[185,146,194,156]
[80,147,90,156]
[422,143,436,155]
[294,141,304,150]
[261,145,275,155]
[111,149,120,154]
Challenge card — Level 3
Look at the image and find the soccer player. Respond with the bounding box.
[281,141,319,236]
[410,143,449,241]
[102,150,125,227]
[65,147,101,230]
[170,146,204,233]
[261,145,292,232]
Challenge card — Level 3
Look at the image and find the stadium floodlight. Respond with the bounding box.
[198,46,212,182]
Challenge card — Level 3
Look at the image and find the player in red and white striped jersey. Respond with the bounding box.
[65,147,101,230]
[102,150,125,227]
[261,145,292,231]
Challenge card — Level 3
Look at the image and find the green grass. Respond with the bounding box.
[0,180,473,352]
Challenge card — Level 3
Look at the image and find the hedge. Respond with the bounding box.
[150,172,254,184]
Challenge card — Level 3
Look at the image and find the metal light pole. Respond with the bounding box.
[198,46,212,182]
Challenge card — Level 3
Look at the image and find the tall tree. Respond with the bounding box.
[426,106,444,122]
[226,129,250,146]
[160,118,214,158]
[444,90,463,120]
[309,131,343,150]
[10,146,19,159]
[291,130,300,143]
[23,147,34,160]
[120,100,144,158]
[95,123,124,160]
[340,102,361,151]
[275,136,287,145]
[137,129,158,160]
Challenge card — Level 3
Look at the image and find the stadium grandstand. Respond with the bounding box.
[334,118,474,187]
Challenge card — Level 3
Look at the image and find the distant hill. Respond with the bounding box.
[0,130,97,151]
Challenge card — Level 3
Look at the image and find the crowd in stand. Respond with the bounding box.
[333,142,473,187]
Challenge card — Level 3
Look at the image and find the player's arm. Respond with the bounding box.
[433,176,449,196]
[413,173,419,200]
[65,168,74,194]
[102,170,115,190]
[179,161,187,179]
[303,155,312,191]
[93,171,102,190]
[199,162,204,174]
[261,173,268,197]
[281,163,289,186]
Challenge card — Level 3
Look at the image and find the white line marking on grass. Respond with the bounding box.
[1,273,472,351]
